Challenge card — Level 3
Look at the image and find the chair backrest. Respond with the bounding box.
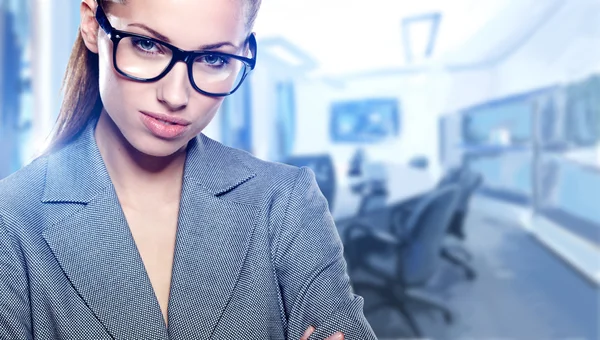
[348,148,366,177]
[456,169,483,212]
[396,185,460,286]
[357,182,388,215]
[465,171,483,196]
[436,167,461,188]
[436,168,483,238]
[438,167,482,212]
[284,154,337,211]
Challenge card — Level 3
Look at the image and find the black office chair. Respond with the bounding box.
[343,185,460,337]
[350,162,390,216]
[443,168,482,239]
[348,148,366,177]
[284,154,337,212]
[439,168,482,280]
[355,179,389,216]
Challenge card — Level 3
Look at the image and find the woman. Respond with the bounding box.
[0,0,377,339]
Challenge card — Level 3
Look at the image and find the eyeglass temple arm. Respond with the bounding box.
[94,1,112,36]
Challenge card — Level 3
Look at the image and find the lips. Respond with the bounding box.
[139,111,191,139]
[140,111,191,126]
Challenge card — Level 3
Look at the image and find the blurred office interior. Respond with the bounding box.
[1,0,599,338]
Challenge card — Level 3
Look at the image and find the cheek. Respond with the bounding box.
[97,38,144,122]
[97,38,123,114]
[190,96,225,133]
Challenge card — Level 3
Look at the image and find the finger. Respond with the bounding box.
[300,326,315,340]
[325,332,344,340]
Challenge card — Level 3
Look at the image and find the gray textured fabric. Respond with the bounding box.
[0,118,377,340]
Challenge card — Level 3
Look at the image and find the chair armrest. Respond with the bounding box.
[391,193,425,221]
[344,222,399,247]
[343,222,400,281]
[343,221,371,243]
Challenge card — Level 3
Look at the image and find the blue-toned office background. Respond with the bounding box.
[1,0,599,339]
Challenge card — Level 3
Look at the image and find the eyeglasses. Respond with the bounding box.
[94,3,257,97]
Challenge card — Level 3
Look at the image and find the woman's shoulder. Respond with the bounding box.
[0,155,50,233]
[201,134,304,181]
[0,155,49,209]
[199,134,315,203]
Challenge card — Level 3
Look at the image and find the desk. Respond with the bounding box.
[332,163,436,222]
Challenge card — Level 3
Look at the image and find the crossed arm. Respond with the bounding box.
[274,167,377,340]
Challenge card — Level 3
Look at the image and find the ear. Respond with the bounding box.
[80,0,100,54]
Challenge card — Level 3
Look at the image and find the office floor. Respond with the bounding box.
[353,198,600,340]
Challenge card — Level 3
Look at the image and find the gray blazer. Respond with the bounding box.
[0,118,377,339]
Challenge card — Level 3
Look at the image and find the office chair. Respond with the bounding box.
[348,148,366,177]
[356,179,389,216]
[343,185,460,337]
[439,169,482,280]
[445,168,482,239]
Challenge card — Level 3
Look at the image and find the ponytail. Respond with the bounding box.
[45,27,102,153]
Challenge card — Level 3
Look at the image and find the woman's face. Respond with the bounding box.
[93,0,249,157]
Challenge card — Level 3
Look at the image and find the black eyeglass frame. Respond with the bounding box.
[94,2,257,97]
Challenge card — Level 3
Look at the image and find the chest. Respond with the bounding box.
[125,207,179,255]
[30,191,283,339]
[121,203,180,323]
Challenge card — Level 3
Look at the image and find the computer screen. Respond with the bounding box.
[329,98,401,143]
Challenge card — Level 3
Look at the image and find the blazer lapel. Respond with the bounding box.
[42,119,259,339]
[167,135,260,339]
[41,119,168,339]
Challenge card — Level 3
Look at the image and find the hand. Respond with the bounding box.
[301,326,344,340]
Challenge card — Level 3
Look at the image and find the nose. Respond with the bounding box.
[157,62,190,111]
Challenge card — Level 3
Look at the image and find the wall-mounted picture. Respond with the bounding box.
[329,98,401,143]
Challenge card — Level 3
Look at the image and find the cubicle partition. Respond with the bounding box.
[439,74,600,259]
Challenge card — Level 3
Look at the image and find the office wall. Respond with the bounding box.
[293,68,494,178]
[246,51,308,161]
[492,0,600,98]
[290,0,600,179]
[490,0,600,168]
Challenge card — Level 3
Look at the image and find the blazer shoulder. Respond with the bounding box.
[238,151,300,183]
[0,155,49,218]
[233,150,306,192]
[202,134,302,188]
[202,136,308,205]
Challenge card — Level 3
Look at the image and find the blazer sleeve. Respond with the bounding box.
[273,167,377,340]
[0,214,32,339]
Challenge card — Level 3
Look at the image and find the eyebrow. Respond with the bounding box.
[127,23,239,51]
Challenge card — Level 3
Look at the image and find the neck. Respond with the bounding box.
[94,110,187,207]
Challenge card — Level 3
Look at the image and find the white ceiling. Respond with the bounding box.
[253,0,566,76]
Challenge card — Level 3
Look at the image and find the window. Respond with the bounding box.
[564,76,600,147]
[274,82,296,161]
[220,81,253,153]
[462,99,532,147]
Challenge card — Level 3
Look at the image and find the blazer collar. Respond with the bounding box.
[42,117,256,204]
[40,117,261,339]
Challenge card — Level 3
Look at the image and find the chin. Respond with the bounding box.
[128,133,190,158]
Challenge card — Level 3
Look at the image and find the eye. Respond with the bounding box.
[139,40,155,50]
[201,54,227,66]
[132,38,160,53]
